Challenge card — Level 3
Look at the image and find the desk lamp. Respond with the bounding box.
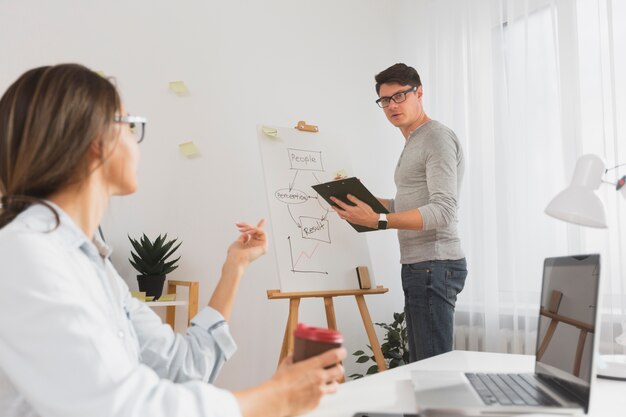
[545,153,626,380]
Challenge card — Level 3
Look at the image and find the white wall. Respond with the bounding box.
[0,0,431,389]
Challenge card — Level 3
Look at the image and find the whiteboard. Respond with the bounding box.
[258,125,375,292]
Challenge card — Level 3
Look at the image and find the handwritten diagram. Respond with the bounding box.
[258,125,373,292]
[273,148,336,275]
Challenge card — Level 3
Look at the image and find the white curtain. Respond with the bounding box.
[412,0,626,356]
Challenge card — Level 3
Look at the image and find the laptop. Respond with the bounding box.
[411,254,601,416]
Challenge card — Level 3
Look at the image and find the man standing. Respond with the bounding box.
[330,63,467,362]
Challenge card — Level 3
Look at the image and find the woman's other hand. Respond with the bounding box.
[235,347,346,417]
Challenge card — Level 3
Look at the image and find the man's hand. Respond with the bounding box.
[330,194,378,228]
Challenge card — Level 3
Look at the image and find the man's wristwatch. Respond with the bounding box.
[377,213,388,230]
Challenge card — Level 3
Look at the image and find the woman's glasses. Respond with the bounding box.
[114,115,147,143]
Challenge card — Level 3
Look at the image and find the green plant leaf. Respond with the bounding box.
[366,365,379,375]
[129,259,147,275]
[130,252,146,267]
[349,374,364,380]
[388,350,402,360]
[353,350,365,356]
[388,329,401,343]
[163,241,182,261]
[141,233,153,252]
[153,235,167,261]
[129,236,151,263]
[356,356,370,363]
[163,265,179,275]
[162,257,181,274]
[154,234,166,250]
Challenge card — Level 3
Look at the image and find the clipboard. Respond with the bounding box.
[312,177,389,232]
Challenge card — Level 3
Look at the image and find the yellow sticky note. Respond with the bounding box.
[95,70,106,78]
[179,141,200,157]
[131,291,146,301]
[262,126,278,138]
[158,294,176,302]
[169,80,189,94]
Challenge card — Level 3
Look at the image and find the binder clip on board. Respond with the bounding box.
[294,120,319,132]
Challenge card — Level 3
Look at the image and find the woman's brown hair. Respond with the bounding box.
[0,63,121,229]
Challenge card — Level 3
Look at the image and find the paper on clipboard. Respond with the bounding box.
[311,177,388,232]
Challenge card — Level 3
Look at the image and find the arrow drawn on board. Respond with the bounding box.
[287,206,301,228]
[321,208,330,221]
[288,170,299,191]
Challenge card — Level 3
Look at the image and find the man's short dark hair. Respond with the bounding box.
[375,63,422,96]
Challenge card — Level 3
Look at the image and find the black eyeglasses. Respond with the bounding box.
[375,86,417,108]
[114,115,147,143]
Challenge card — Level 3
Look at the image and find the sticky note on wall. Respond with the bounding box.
[169,80,189,94]
[262,126,278,138]
[179,141,200,157]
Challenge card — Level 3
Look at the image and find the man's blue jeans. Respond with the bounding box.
[401,258,467,362]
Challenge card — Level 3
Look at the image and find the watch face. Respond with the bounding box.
[378,220,388,230]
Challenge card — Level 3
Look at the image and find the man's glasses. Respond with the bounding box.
[375,86,417,108]
[114,115,147,143]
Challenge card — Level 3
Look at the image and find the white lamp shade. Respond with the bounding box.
[545,154,608,228]
[545,186,607,228]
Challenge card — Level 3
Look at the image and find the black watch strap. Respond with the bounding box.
[377,213,388,230]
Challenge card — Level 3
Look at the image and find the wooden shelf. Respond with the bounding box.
[145,300,188,307]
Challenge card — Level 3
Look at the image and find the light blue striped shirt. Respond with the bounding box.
[0,203,240,417]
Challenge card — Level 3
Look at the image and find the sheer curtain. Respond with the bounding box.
[412,0,626,355]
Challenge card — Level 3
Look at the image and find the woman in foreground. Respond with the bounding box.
[0,63,345,417]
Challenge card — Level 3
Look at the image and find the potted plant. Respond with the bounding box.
[349,312,410,379]
[128,233,182,299]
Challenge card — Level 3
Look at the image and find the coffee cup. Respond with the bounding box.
[293,323,343,363]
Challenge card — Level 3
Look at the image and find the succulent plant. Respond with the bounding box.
[128,233,181,276]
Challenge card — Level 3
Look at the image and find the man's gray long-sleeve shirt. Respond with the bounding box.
[389,120,465,264]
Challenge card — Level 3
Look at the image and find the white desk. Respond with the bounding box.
[304,350,625,417]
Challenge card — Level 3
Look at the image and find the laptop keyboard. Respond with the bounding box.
[465,373,559,407]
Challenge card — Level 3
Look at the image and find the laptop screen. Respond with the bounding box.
[534,254,600,411]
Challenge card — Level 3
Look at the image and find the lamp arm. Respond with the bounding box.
[602,178,626,193]
[602,162,625,192]
[605,162,626,173]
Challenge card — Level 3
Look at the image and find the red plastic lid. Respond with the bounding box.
[294,323,343,344]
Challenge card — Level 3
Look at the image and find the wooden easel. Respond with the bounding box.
[267,285,389,372]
